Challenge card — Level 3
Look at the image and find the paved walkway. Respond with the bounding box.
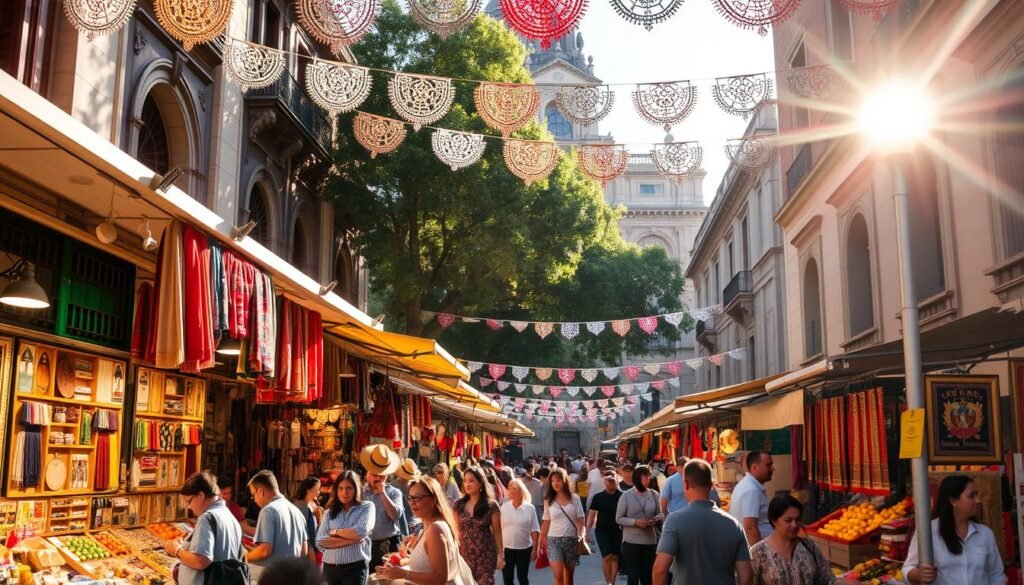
[491,550,617,585]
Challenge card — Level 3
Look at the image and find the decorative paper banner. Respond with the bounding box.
[601,367,620,379]
[711,0,800,36]
[297,0,381,52]
[724,138,778,171]
[432,129,487,170]
[224,40,286,92]
[306,60,373,115]
[627,396,639,404]
[685,358,703,370]
[407,0,482,38]
[504,139,560,186]
[498,0,588,50]
[512,366,530,382]
[388,73,455,130]
[708,354,725,366]
[642,363,660,375]
[497,381,510,391]
[650,380,665,390]
[837,0,900,13]
[612,397,625,407]
[587,322,606,335]
[665,361,681,376]
[611,320,631,336]
[560,322,580,340]
[623,365,641,381]
[577,145,629,187]
[581,369,598,383]
[354,112,407,158]
[489,364,507,379]
[651,141,704,183]
[474,83,542,138]
[558,369,576,384]
[785,65,843,100]
[534,322,555,339]
[154,0,232,51]
[63,0,137,39]
[712,73,773,119]
[485,319,503,330]
[556,86,616,127]
[632,81,697,133]
[609,0,682,30]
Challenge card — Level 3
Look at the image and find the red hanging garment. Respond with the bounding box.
[306,309,323,403]
[182,225,216,373]
[130,282,154,361]
[223,250,256,339]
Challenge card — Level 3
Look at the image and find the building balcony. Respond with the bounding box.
[246,72,333,157]
[723,271,754,323]
[786,143,812,200]
[695,317,716,352]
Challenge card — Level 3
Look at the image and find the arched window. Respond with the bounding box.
[545,103,572,140]
[137,96,170,175]
[247,185,272,249]
[803,259,823,358]
[846,214,874,335]
[906,153,945,301]
[993,68,1024,258]
[292,217,308,273]
[336,244,358,304]
[638,235,668,251]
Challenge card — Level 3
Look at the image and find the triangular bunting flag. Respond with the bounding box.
[668,378,680,388]
[558,368,576,384]
[514,383,526,393]
[642,363,660,376]
[641,391,654,401]
[612,397,625,407]
[510,320,529,332]
[467,361,483,372]
[729,347,747,360]
[623,365,642,381]
[550,386,564,398]
[665,361,682,376]
[535,368,553,381]
[650,380,666,391]
[686,358,703,370]
[581,369,598,383]
[560,322,580,339]
[420,310,437,323]
[512,366,530,381]
[485,318,504,330]
[611,319,631,336]
[489,364,507,379]
[535,322,555,339]
[627,396,639,404]
[515,398,525,409]
[479,377,493,387]
[461,317,481,323]
[586,321,606,335]
[582,386,597,397]
[531,385,545,395]
[637,316,659,334]
[708,354,725,366]
[664,312,685,326]
[497,381,510,391]
[437,313,456,328]
[601,367,620,380]
[601,386,615,397]
[566,386,580,397]
[620,384,634,395]
[634,382,650,392]
[597,399,609,407]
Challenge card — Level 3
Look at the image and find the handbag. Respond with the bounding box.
[534,548,550,569]
[556,499,591,556]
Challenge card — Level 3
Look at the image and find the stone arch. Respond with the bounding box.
[127,60,204,200]
[288,202,318,277]
[844,212,874,336]
[802,257,823,358]
[636,233,676,258]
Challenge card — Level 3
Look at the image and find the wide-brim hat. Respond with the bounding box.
[360,444,401,475]
[719,429,740,455]
[396,458,420,481]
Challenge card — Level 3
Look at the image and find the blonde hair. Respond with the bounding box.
[507,478,531,504]
[408,475,460,540]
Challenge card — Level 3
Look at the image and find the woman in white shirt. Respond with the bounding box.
[375,476,461,585]
[539,468,585,585]
[904,475,1005,585]
[500,479,540,585]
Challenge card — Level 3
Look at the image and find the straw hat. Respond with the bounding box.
[396,458,420,481]
[718,429,740,455]
[360,444,401,475]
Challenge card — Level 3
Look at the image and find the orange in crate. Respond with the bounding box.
[807,499,910,544]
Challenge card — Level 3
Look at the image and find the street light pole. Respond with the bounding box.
[889,154,934,566]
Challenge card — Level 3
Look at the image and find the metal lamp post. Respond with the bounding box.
[859,82,936,568]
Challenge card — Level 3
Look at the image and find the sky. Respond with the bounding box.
[570,0,777,204]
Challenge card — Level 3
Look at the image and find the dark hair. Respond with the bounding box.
[527,462,538,474]
[745,450,770,470]
[456,467,494,519]
[936,475,974,555]
[181,471,220,498]
[768,494,804,527]
[327,470,363,519]
[257,558,323,585]
[676,455,688,468]
[248,470,280,493]
[545,468,573,504]
[293,476,321,502]
[632,465,652,493]
[683,459,712,489]
[537,467,551,480]
[622,463,634,473]
[216,476,233,491]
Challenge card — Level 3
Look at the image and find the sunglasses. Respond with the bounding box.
[408,494,434,502]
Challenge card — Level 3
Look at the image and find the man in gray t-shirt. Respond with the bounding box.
[653,460,751,585]
[245,471,309,581]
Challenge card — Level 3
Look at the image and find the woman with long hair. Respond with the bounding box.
[292,476,322,564]
[539,468,585,585]
[904,475,1005,584]
[615,465,662,585]
[454,466,504,585]
[483,465,508,503]
[317,470,375,585]
[500,479,540,585]
[375,476,462,585]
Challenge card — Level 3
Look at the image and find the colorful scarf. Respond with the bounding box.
[182,225,215,373]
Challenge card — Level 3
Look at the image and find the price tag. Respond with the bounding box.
[899,408,925,459]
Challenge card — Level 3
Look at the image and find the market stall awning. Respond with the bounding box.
[639,402,681,432]
[615,424,642,441]
[674,373,785,407]
[740,390,804,430]
[326,324,469,388]
[428,391,532,436]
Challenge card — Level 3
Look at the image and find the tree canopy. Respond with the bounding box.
[326,0,690,368]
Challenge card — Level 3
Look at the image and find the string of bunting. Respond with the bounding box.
[425,304,721,338]
[478,376,683,398]
[465,347,747,383]
[61,0,901,50]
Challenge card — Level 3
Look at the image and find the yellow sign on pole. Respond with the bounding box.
[899,408,926,459]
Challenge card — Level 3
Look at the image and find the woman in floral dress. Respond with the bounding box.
[751,495,857,585]
[454,467,505,585]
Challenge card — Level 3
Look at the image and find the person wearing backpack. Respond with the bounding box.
[164,471,247,585]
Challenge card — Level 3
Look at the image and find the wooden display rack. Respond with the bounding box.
[131,367,205,493]
[5,341,126,497]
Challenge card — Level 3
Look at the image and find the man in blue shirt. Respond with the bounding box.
[245,470,309,582]
[661,456,721,516]
[728,450,775,545]
[361,444,404,571]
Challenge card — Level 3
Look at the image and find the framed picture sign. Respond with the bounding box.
[925,375,1001,464]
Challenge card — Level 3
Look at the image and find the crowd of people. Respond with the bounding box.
[161,446,1007,585]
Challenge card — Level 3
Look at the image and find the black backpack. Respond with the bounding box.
[200,512,250,585]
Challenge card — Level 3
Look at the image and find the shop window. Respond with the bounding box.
[545,104,572,140]
[250,0,281,48]
[845,213,874,335]
[803,258,823,358]
[993,69,1024,258]
[906,153,946,301]
[137,96,170,175]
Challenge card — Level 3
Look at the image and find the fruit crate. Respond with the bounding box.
[806,508,878,545]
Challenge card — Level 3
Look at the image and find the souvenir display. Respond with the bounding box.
[131,367,205,493]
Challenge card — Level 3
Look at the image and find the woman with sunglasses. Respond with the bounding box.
[164,471,245,585]
[375,477,463,585]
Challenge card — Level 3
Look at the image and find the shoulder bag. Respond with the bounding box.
[201,513,250,585]
[557,498,591,556]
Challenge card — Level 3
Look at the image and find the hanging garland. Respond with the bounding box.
[498,0,589,50]
[224,40,286,92]
[556,85,616,127]
[785,65,843,100]
[650,141,704,183]
[296,0,381,53]
[724,137,777,171]
[63,0,137,40]
[153,0,233,51]
[632,81,698,133]
[503,139,560,186]
[353,112,407,158]
[466,348,747,382]
[577,145,630,187]
[609,0,683,31]
[837,0,900,13]
[711,0,801,36]
[305,59,374,114]
[388,73,455,130]
[425,304,718,334]
[407,0,482,38]
[432,129,487,170]
[474,82,542,138]
[712,73,773,118]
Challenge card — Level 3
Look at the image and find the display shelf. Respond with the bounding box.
[133,411,203,423]
[130,367,206,494]
[47,444,96,451]
[22,394,124,410]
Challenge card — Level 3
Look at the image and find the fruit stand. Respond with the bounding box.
[805,499,912,571]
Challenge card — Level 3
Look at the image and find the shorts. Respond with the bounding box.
[546,535,580,566]
[595,529,622,557]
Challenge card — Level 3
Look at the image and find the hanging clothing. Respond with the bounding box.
[181,225,216,373]
[306,309,322,403]
[223,250,256,339]
[152,221,185,369]
[248,272,276,376]
[130,282,154,361]
[210,243,227,340]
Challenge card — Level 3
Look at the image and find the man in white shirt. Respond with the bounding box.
[729,450,775,545]
[586,459,607,508]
